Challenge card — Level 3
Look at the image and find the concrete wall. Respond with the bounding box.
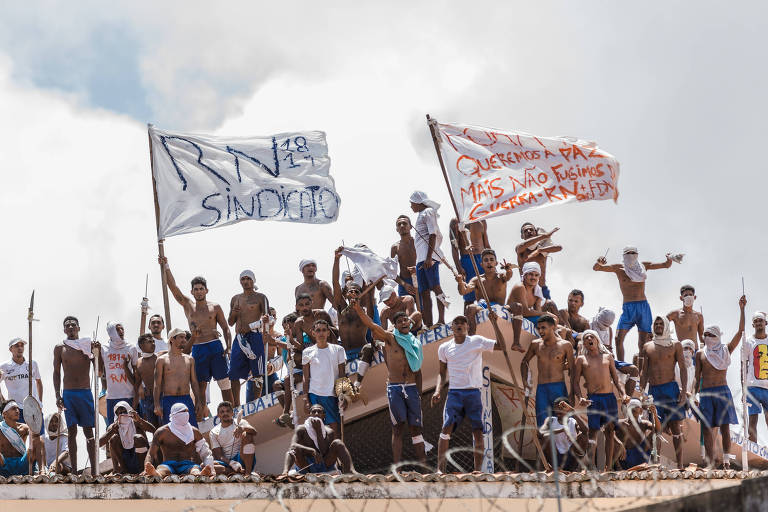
[624,475,768,512]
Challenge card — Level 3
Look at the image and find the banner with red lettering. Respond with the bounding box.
[434,121,620,223]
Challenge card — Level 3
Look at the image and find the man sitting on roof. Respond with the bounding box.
[0,400,41,477]
[100,401,154,474]
[283,403,354,475]
[143,402,214,477]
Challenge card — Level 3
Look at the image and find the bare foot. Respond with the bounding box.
[143,462,159,477]
[511,343,526,353]
[200,464,214,477]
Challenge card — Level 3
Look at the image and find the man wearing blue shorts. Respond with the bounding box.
[746,311,768,442]
[449,217,489,305]
[155,329,203,427]
[54,315,102,474]
[162,256,234,406]
[616,399,661,469]
[593,247,674,362]
[639,316,689,468]
[283,404,354,475]
[391,215,419,301]
[694,296,746,468]
[0,400,42,477]
[144,403,214,477]
[301,320,346,439]
[410,190,449,328]
[573,331,629,471]
[432,313,502,473]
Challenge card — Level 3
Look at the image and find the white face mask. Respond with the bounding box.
[118,414,132,425]
[683,296,695,307]
[171,411,189,427]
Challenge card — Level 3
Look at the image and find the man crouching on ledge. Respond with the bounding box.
[283,404,354,475]
[143,403,214,477]
[0,400,42,477]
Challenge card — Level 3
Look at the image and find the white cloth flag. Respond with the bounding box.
[340,245,399,284]
[149,126,341,238]
[434,121,620,223]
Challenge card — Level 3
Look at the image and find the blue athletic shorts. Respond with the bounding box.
[615,360,634,370]
[415,261,440,293]
[587,393,618,430]
[122,447,143,474]
[699,385,738,427]
[308,393,341,425]
[535,381,568,427]
[747,386,768,415]
[161,394,198,427]
[18,408,44,435]
[617,300,653,333]
[139,395,158,425]
[229,332,264,381]
[62,388,95,428]
[158,459,199,475]
[387,383,422,426]
[191,339,229,382]
[442,388,483,431]
[542,285,551,301]
[649,381,685,425]
[0,453,31,477]
[292,455,336,474]
[460,253,483,303]
[398,276,414,297]
[621,444,650,469]
[107,397,133,426]
[214,453,243,468]
[526,316,541,326]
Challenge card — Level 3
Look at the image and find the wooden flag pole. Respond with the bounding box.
[147,124,173,334]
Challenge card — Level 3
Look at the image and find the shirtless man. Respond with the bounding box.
[745,312,768,442]
[144,403,214,477]
[616,399,661,470]
[283,404,354,474]
[333,247,375,387]
[639,316,688,468]
[516,224,561,300]
[154,328,204,426]
[520,315,575,427]
[295,259,334,310]
[53,316,104,473]
[456,248,515,335]
[507,261,559,352]
[134,334,159,426]
[378,286,422,332]
[391,215,419,300]
[667,285,704,349]
[99,401,154,474]
[274,313,307,428]
[353,302,427,464]
[449,218,489,305]
[586,307,639,396]
[228,270,270,406]
[558,290,590,334]
[0,400,42,477]
[572,330,630,471]
[694,296,746,468]
[161,256,233,405]
[593,247,674,362]
[293,294,337,345]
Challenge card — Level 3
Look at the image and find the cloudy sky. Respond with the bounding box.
[1,2,766,453]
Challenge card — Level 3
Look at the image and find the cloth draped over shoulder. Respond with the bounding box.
[392,330,424,372]
[0,420,26,455]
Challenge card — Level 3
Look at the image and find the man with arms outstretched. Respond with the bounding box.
[516,223,561,300]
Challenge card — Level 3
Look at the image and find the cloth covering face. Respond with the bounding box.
[392,330,424,372]
[622,248,647,282]
[63,338,94,359]
[703,325,730,371]
[652,316,674,347]
[591,307,616,347]
[168,403,194,445]
[114,400,136,449]
[304,416,327,450]
[106,321,126,350]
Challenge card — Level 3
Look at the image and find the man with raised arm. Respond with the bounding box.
[143,402,214,477]
[572,330,630,471]
[210,401,257,475]
[520,315,575,428]
[283,404,354,474]
[1,338,43,433]
[694,296,746,468]
[455,248,515,335]
[293,294,337,346]
[431,313,502,473]
[160,256,233,406]
[639,316,688,468]
[667,284,704,349]
[592,247,674,362]
[746,311,768,442]
[449,218,489,306]
[352,301,427,464]
[507,261,559,352]
[0,400,42,477]
[227,270,270,406]
[616,399,662,470]
[295,259,334,310]
[154,328,204,426]
[378,286,422,332]
[516,223,561,300]
[100,401,154,474]
[139,299,169,353]
[391,215,419,301]
[53,316,103,474]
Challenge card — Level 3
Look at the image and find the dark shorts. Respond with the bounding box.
[615,360,634,370]
[62,389,95,428]
[649,381,685,425]
[699,385,738,427]
[387,383,422,427]
[460,253,483,303]
[191,339,229,382]
[161,394,198,427]
[747,386,768,415]
[621,444,651,469]
[245,373,278,402]
[18,408,45,435]
[122,447,143,474]
[442,388,483,431]
[535,381,568,427]
[106,397,133,426]
[158,459,199,475]
[415,260,440,293]
[292,455,336,474]
[617,300,653,333]
[308,393,341,425]
[139,395,158,425]
[398,276,414,297]
[542,285,551,301]
[229,332,265,381]
[587,393,618,430]
[0,453,31,477]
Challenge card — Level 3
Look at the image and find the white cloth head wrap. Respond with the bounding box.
[521,262,545,300]
[299,259,317,272]
[409,190,441,211]
[681,339,695,351]
[113,400,136,449]
[239,270,257,289]
[168,403,194,445]
[304,416,327,450]
[341,266,365,289]
[703,325,730,371]
[579,330,610,356]
[753,311,767,322]
[590,307,615,346]
[63,337,94,359]
[45,412,66,440]
[622,247,647,282]
[2,400,19,414]
[652,316,674,347]
[106,321,126,350]
[379,285,396,303]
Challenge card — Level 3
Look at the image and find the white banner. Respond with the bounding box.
[435,121,620,223]
[149,126,341,238]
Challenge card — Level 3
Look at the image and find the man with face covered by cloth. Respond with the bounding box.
[694,295,746,468]
[103,321,139,427]
[588,307,639,396]
[100,401,154,474]
[144,402,214,477]
[283,404,354,474]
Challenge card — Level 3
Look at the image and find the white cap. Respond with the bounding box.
[379,286,396,303]
[168,327,187,339]
[8,337,26,348]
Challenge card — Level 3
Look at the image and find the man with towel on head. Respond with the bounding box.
[593,247,675,362]
[744,311,768,442]
[139,297,169,354]
[283,403,354,474]
[516,223,561,300]
[353,300,428,464]
[639,316,688,468]
[144,402,214,477]
[100,401,154,474]
[53,315,103,474]
[295,259,334,311]
[588,307,639,396]
[0,400,42,476]
[616,398,661,470]
[1,338,43,434]
[228,270,270,406]
[694,295,746,468]
[103,321,139,427]
[410,190,450,328]
[507,261,560,352]
[378,285,422,333]
[43,412,70,474]
[154,328,204,426]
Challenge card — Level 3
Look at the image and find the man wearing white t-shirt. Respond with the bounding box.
[302,319,346,439]
[142,310,169,354]
[746,311,768,442]
[210,401,257,474]
[103,322,139,427]
[431,313,502,473]
[0,338,43,433]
